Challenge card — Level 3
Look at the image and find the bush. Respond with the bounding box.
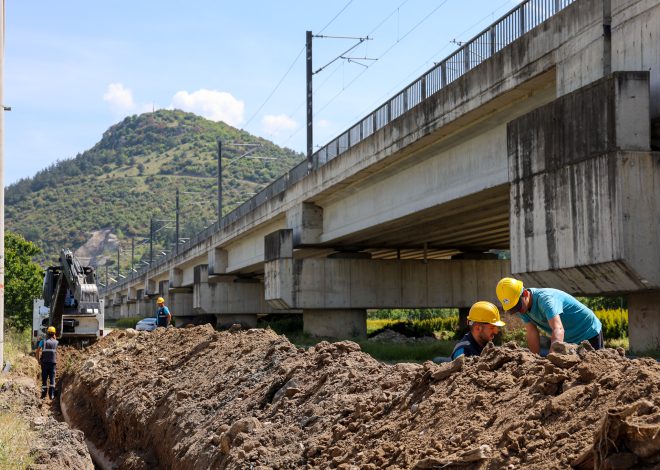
[595,308,628,340]
[368,317,459,338]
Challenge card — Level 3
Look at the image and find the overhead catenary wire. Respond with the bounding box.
[282,0,452,146]
[244,0,356,132]
[347,0,515,123]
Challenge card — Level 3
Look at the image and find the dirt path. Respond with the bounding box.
[60,326,660,469]
[0,354,94,469]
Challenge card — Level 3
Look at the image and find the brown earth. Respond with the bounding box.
[0,354,94,469]
[59,326,660,469]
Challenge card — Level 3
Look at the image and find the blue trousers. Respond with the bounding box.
[41,362,56,398]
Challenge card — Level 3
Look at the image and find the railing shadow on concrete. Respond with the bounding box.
[102,0,575,295]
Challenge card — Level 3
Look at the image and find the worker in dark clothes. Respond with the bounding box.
[35,326,58,399]
[451,301,506,360]
[156,297,172,328]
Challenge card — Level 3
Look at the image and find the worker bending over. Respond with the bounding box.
[451,301,505,360]
[35,326,58,399]
[156,297,172,328]
[496,277,603,354]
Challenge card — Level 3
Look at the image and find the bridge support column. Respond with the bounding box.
[628,291,660,353]
[303,309,366,339]
[264,229,509,337]
[215,314,257,329]
[169,291,194,326]
[193,264,265,328]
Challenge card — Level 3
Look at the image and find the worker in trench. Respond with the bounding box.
[35,326,59,399]
[496,277,603,354]
[156,296,172,328]
[451,301,506,359]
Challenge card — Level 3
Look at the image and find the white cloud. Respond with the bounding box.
[317,119,332,129]
[103,83,135,111]
[261,114,297,136]
[170,89,245,126]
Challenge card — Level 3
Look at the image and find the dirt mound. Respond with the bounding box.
[0,356,94,469]
[61,327,660,469]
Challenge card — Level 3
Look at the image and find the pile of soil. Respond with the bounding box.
[61,326,660,469]
[0,355,94,469]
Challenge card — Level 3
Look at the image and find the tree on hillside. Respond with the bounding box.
[5,232,43,330]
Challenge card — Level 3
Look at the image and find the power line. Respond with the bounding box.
[244,0,356,133]
[243,44,305,130]
[283,0,452,146]
[347,0,514,123]
[317,0,355,35]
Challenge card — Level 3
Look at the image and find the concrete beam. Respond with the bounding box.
[509,72,659,294]
[208,247,228,275]
[193,264,273,315]
[265,256,509,309]
[287,203,323,246]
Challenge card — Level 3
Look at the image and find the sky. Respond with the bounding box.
[4,0,522,186]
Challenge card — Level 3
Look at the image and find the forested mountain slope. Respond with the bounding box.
[6,110,304,266]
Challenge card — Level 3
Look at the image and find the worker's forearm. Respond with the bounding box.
[526,334,541,354]
[550,327,565,344]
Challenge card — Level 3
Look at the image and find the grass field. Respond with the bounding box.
[0,329,36,469]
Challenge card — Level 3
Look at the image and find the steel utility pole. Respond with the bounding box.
[175,188,180,254]
[149,217,154,264]
[0,1,5,369]
[117,247,120,279]
[306,30,313,167]
[217,139,222,223]
[305,31,373,171]
[131,238,134,272]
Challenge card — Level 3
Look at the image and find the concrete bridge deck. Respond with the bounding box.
[101,0,660,351]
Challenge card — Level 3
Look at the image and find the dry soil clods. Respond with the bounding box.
[61,327,660,469]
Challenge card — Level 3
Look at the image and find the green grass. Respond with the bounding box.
[357,340,454,362]
[0,329,36,469]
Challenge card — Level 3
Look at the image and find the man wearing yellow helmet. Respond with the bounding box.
[496,277,603,354]
[155,297,171,328]
[35,326,59,399]
[451,301,506,360]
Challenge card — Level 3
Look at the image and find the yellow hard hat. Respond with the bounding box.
[157,297,165,304]
[496,277,524,311]
[47,326,56,334]
[467,301,505,326]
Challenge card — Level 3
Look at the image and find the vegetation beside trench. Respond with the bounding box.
[0,329,38,469]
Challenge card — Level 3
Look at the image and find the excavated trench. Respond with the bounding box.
[58,326,660,469]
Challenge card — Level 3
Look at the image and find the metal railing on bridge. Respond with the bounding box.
[101,0,575,295]
[314,0,575,166]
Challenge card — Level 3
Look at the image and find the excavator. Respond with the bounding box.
[32,248,104,347]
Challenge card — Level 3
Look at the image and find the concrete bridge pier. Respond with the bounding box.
[192,264,269,329]
[302,310,367,339]
[509,72,660,351]
[628,292,660,354]
[264,229,509,339]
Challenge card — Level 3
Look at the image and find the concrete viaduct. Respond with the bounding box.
[101,0,660,351]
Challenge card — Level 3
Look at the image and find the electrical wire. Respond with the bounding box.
[243,44,305,130]
[347,0,514,123]
[282,0,452,146]
[318,0,355,35]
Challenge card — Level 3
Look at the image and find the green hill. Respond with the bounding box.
[6,110,304,269]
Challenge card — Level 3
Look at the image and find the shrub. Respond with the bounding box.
[595,308,628,340]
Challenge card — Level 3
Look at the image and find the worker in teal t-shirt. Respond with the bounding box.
[496,277,602,354]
